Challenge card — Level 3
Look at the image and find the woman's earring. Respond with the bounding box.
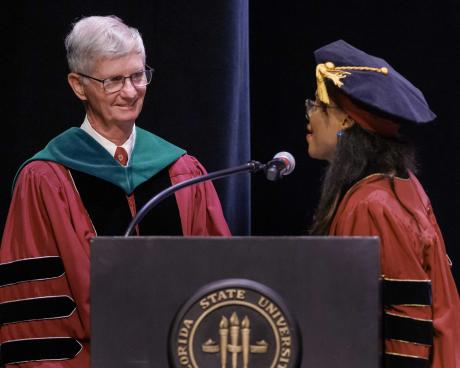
[336,130,344,137]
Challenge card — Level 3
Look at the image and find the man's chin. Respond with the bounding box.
[113,110,141,123]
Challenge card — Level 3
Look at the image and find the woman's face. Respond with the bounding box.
[305,97,350,162]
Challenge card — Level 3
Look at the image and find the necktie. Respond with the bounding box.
[114,147,139,235]
[115,146,128,166]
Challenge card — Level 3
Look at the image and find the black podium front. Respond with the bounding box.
[91,236,381,368]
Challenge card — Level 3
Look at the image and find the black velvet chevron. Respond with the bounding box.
[383,279,432,306]
[384,313,433,345]
[0,296,76,325]
[0,257,64,287]
[0,338,81,364]
[384,353,430,368]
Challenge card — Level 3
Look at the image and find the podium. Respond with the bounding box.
[91,236,381,368]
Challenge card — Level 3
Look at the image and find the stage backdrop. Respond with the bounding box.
[2,1,459,286]
[1,0,251,235]
[249,1,460,286]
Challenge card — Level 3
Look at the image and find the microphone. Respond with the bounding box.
[124,153,295,236]
[264,151,296,181]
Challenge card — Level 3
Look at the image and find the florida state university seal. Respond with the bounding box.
[169,279,300,368]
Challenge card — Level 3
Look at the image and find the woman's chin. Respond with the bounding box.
[307,146,317,159]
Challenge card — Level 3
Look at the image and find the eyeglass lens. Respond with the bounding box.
[104,69,153,93]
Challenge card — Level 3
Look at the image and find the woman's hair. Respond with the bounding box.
[309,87,417,235]
[65,15,145,74]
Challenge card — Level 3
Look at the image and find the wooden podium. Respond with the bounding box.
[91,236,381,368]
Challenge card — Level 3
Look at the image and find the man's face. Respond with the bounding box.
[76,53,147,129]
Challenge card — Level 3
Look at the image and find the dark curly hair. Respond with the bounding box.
[309,91,417,235]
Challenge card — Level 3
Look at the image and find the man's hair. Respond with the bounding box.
[65,15,145,74]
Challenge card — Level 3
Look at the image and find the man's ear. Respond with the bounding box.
[342,116,355,129]
[67,73,88,101]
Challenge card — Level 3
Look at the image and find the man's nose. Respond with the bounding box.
[119,77,138,96]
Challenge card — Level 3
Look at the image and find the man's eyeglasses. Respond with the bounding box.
[77,66,154,94]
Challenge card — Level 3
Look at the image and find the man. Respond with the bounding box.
[0,15,230,367]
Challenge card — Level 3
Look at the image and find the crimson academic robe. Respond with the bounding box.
[0,135,230,366]
[330,172,460,368]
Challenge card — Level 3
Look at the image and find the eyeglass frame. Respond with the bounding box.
[76,65,154,93]
[305,98,340,120]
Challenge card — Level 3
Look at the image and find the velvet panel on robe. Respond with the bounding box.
[0,154,230,367]
[329,172,460,368]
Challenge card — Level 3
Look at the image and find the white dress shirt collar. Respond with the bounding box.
[80,116,136,164]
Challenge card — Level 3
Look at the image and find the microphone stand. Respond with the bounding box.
[124,160,265,237]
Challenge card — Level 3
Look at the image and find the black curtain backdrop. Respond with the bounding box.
[249,1,460,287]
[2,1,251,235]
[2,1,459,287]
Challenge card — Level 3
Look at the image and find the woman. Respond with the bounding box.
[306,40,460,368]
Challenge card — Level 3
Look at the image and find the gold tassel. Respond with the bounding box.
[315,62,388,105]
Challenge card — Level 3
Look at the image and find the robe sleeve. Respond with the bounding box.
[333,195,433,281]
[332,192,460,368]
[0,161,94,367]
[169,155,231,236]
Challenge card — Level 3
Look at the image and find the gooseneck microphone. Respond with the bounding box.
[264,151,296,181]
[124,152,295,236]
